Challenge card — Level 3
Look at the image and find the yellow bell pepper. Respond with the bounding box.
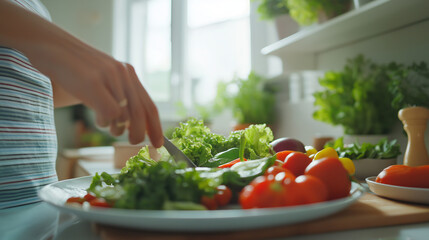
[338,157,355,175]
[313,147,339,160]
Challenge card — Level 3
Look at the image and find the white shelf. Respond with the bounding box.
[261,0,429,58]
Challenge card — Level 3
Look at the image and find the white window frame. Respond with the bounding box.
[112,0,270,121]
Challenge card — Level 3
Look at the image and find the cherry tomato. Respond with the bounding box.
[66,197,84,204]
[218,158,247,168]
[214,185,232,207]
[294,175,328,204]
[83,193,96,202]
[376,165,429,188]
[304,157,351,200]
[201,195,217,210]
[88,198,112,208]
[282,152,312,176]
[201,185,233,210]
[239,175,288,209]
[275,150,296,161]
[264,163,293,176]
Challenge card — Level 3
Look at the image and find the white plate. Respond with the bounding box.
[366,177,429,205]
[39,176,363,232]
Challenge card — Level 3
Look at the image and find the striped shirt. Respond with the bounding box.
[0,0,58,209]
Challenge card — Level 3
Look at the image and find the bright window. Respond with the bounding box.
[113,0,251,119]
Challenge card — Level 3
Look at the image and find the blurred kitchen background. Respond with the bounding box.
[40,0,429,175]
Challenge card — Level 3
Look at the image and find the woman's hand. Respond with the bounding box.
[0,0,163,147]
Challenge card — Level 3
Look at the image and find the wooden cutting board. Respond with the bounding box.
[94,193,429,240]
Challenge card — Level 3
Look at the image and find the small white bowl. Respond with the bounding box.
[366,176,429,205]
[353,158,397,180]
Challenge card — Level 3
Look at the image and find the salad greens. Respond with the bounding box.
[171,118,274,166]
[325,137,401,160]
[86,120,278,210]
[87,146,276,210]
[88,160,218,210]
[203,148,240,168]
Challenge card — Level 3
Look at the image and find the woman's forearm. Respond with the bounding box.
[0,0,82,107]
[0,0,164,146]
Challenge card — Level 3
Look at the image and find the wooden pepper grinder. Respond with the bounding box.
[398,106,429,166]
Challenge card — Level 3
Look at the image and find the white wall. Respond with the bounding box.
[40,0,114,54]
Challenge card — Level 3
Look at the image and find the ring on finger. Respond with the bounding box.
[116,120,129,128]
[118,99,128,107]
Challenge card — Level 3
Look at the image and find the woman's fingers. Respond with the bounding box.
[88,61,162,147]
[125,64,164,148]
[107,62,130,136]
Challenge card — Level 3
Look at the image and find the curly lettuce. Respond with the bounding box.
[170,118,274,166]
[243,124,274,159]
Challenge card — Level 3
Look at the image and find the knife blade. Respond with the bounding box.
[163,136,197,168]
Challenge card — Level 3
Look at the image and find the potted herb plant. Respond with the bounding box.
[387,61,429,112]
[286,0,352,26]
[313,55,397,143]
[214,72,276,131]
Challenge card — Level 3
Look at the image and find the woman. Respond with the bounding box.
[0,0,163,209]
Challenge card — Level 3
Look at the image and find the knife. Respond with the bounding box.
[163,136,197,168]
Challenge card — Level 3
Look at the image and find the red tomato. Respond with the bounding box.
[66,197,84,204]
[265,165,296,179]
[294,175,328,204]
[239,175,288,209]
[276,150,296,161]
[214,185,232,207]
[376,165,429,188]
[304,157,351,200]
[201,195,217,210]
[282,152,312,176]
[218,158,247,168]
[88,198,112,208]
[83,193,96,202]
[201,185,233,210]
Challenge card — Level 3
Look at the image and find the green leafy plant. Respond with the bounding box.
[253,0,289,20]
[313,55,397,135]
[325,137,401,160]
[286,0,351,26]
[175,101,214,123]
[387,61,429,111]
[214,72,276,125]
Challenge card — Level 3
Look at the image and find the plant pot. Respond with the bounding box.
[343,134,388,145]
[274,14,299,40]
[353,158,397,180]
